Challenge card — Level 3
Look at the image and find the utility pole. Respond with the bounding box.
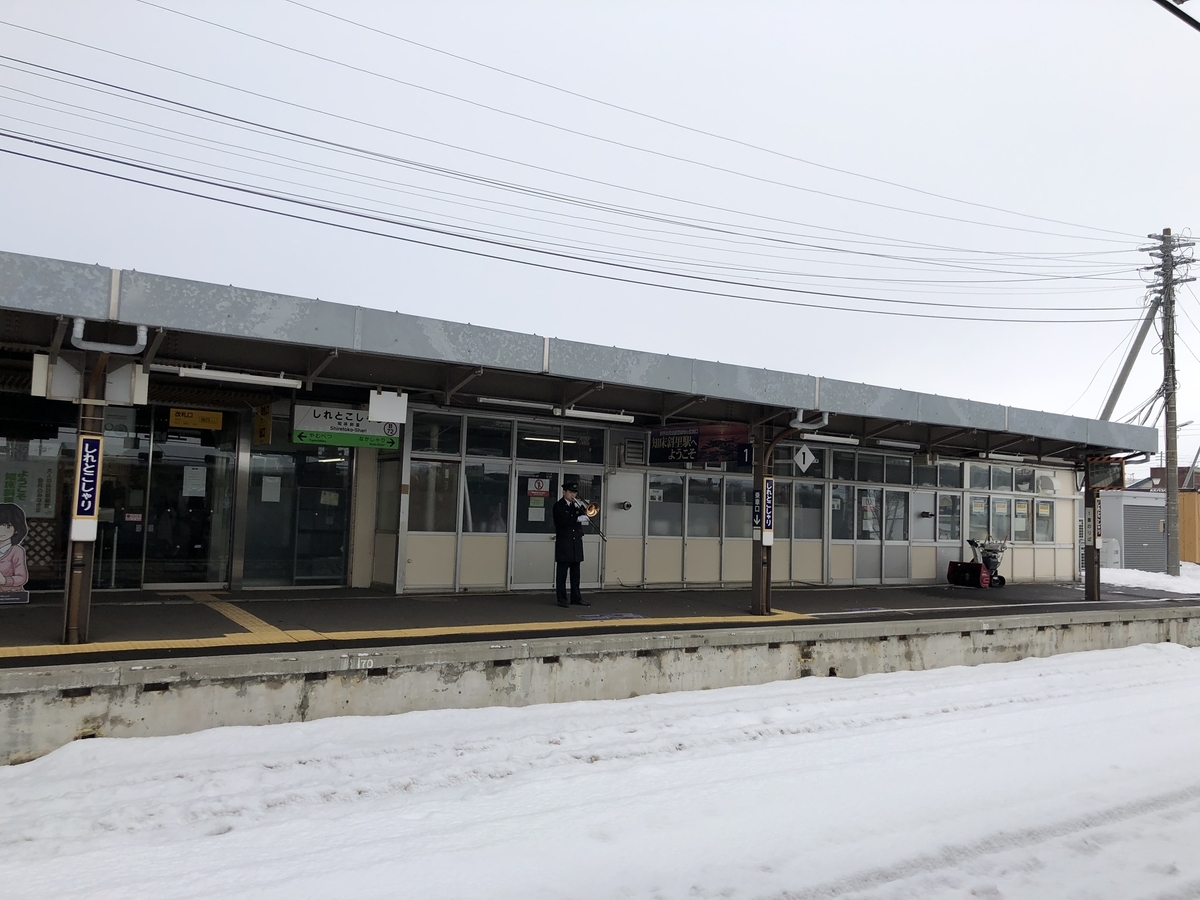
[1145,228,1196,576]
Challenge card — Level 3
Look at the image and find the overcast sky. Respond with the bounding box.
[2,1,1199,467]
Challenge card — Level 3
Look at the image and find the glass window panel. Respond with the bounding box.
[686,476,722,538]
[968,495,990,541]
[562,426,604,464]
[830,484,854,540]
[411,412,461,456]
[1035,499,1055,542]
[723,478,753,539]
[884,491,909,541]
[857,453,883,483]
[832,451,855,481]
[772,456,794,477]
[857,488,882,541]
[409,460,459,532]
[648,473,684,536]
[795,482,822,540]
[516,422,560,461]
[968,464,991,490]
[515,471,557,534]
[462,463,510,533]
[885,456,912,485]
[991,466,1013,491]
[375,459,400,533]
[1012,498,1033,542]
[913,464,938,487]
[773,480,791,539]
[939,461,963,489]
[991,497,1012,542]
[1014,466,1035,493]
[938,494,961,542]
[465,418,511,458]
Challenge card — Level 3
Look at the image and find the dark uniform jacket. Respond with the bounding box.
[552,497,586,563]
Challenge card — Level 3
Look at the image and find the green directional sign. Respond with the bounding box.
[292,430,399,449]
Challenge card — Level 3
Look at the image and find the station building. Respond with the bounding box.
[0,250,1157,599]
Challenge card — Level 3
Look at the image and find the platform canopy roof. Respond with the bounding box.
[0,249,1157,462]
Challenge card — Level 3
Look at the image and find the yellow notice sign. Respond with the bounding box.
[170,408,223,430]
[252,404,273,445]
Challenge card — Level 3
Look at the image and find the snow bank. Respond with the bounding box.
[1102,560,1200,593]
[3,644,1200,899]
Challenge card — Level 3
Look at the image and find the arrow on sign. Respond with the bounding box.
[795,443,817,473]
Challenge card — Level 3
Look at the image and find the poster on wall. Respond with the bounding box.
[0,459,58,518]
[0,501,30,604]
[648,423,750,465]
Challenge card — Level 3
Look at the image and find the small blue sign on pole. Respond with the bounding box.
[70,435,103,542]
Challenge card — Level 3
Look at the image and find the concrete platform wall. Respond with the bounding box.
[3,608,1197,765]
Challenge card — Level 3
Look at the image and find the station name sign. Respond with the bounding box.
[649,423,750,465]
[293,404,400,449]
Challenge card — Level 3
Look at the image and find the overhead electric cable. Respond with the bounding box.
[0,56,1145,284]
[133,0,1142,242]
[0,24,1138,247]
[280,0,1143,241]
[0,141,1146,326]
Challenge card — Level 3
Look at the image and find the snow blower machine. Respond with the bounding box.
[947,538,1010,588]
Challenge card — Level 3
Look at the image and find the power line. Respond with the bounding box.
[0,121,1144,310]
[0,86,1141,290]
[0,140,1149,326]
[0,55,1145,283]
[0,23,1139,249]
[133,0,1145,243]
[280,0,1144,241]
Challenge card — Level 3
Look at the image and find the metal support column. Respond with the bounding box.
[1083,465,1100,603]
[750,424,768,615]
[62,354,107,644]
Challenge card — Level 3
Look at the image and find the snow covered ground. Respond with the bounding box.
[4,644,1200,899]
[1103,561,1200,594]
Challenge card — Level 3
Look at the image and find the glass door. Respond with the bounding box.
[564,470,602,586]
[882,489,910,581]
[855,487,883,582]
[511,469,558,587]
[143,407,237,587]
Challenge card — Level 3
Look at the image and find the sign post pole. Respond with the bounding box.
[63,359,106,644]
[751,425,770,615]
[1083,464,1099,603]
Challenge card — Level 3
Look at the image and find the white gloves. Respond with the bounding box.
[577,515,590,524]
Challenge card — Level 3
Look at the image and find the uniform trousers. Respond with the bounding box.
[555,560,582,603]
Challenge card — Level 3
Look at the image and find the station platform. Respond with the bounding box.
[4,581,1198,668]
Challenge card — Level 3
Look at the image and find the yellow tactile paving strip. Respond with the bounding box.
[0,601,813,660]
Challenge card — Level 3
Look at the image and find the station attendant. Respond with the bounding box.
[552,481,591,608]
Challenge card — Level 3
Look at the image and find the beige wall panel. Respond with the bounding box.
[830,544,853,580]
[1012,546,1035,581]
[1034,547,1056,581]
[372,533,396,586]
[1056,501,1076,552]
[350,448,378,588]
[723,539,751,583]
[793,542,822,582]
[606,471,645,538]
[646,538,682,583]
[406,534,457,587]
[772,544,791,582]
[1055,548,1075,581]
[460,534,508,586]
[911,546,937,580]
[603,537,644,586]
[685,538,721,583]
